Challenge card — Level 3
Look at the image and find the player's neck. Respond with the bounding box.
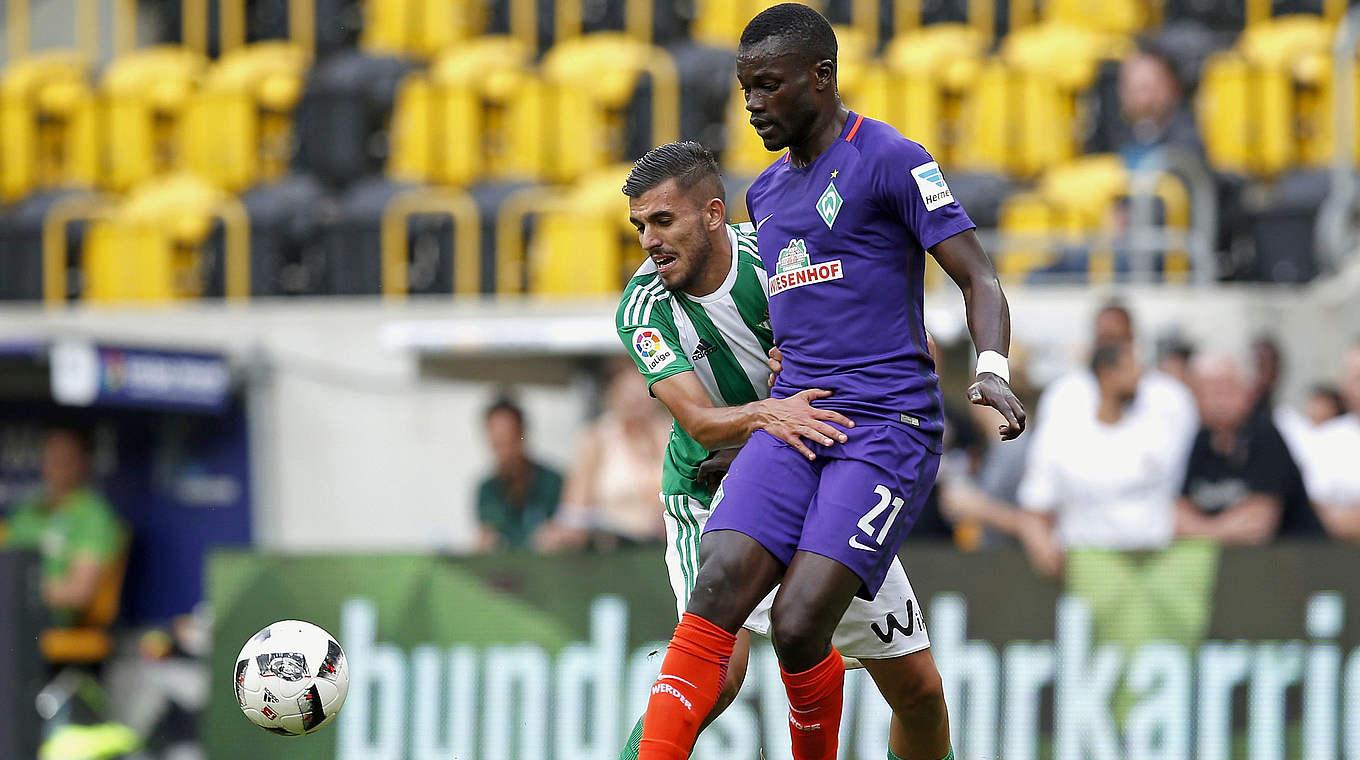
[788,104,850,168]
[682,236,732,299]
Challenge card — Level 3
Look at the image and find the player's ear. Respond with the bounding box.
[707,197,726,230]
[813,60,834,92]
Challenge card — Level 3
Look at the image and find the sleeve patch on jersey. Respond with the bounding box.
[631,327,678,373]
[911,161,955,211]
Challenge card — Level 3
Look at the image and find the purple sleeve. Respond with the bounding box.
[876,139,976,251]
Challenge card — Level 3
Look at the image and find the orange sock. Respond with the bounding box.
[781,648,846,760]
[638,612,736,760]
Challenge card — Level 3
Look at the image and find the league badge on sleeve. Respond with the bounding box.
[632,328,677,373]
[911,161,955,211]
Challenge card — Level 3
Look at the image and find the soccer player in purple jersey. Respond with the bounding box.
[635,5,1025,760]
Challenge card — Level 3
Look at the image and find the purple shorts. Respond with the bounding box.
[703,424,940,599]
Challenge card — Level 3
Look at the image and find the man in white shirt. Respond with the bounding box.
[1306,343,1360,541]
[1017,340,1218,722]
[1034,301,1199,474]
[1019,342,1189,569]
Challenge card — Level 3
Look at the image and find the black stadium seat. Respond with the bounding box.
[292,50,418,191]
[0,191,91,302]
[239,173,331,296]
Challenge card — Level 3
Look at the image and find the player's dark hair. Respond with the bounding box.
[484,396,525,429]
[622,141,725,204]
[739,3,837,68]
[1089,342,1130,376]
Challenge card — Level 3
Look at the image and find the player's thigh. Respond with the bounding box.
[768,550,863,653]
[663,492,780,636]
[799,435,940,599]
[701,429,819,569]
[662,493,710,620]
[829,557,930,660]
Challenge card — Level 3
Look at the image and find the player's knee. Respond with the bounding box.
[687,559,751,625]
[887,660,946,716]
[769,595,834,667]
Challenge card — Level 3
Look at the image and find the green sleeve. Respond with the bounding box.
[68,495,120,562]
[616,280,693,390]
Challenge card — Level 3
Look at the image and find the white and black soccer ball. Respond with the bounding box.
[233,620,350,736]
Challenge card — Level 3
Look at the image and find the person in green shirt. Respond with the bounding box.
[2,426,123,627]
[475,398,564,552]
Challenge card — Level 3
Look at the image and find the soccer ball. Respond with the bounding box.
[233,620,350,736]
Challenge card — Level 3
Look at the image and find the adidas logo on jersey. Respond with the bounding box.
[691,339,717,362]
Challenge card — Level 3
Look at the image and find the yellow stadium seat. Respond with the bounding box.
[995,24,1132,176]
[1238,14,1334,68]
[691,0,791,47]
[539,33,679,183]
[82,174,249,302]
[0,53,98,201]
[99,46,207,192]
[527,164,637,295]
[951,60,1018,175]
[1295,50,1360,168]
[1002,22,1131,92]
[996,190,1059,280]
[1041,0,1149,35]
[361,0,485,57]
[183,42,308,191]
[882,24,988,163]
[997,155,1191,282]
[388,36,548,185]
[1196,50,1297,177]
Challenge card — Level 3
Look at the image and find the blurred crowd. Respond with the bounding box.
[477,303,1360,563]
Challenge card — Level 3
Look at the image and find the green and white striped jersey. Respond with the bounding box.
[616,223,774,504]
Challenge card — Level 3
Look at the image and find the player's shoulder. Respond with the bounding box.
[850,115,935,169]
[728,222,761,261]
[617,268,671,329]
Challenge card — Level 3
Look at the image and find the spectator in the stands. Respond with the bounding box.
[1155,333,1195,388]
[1176,350,1320,544]
[540,359,670,551]
[474,397,564,552]
[0,425,124,626]
[1303,384,1346,426]
[1250,334,1284,420]
[1116,40,1205,170]
[1305,343,1360,542]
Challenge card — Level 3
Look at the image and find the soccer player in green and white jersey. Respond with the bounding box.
[614,141,948,760]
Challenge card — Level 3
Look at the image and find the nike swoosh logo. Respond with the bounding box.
[848,535,876,552]
[756,213,775,230]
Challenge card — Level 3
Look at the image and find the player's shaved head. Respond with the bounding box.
[739,3,837,69]
[623,141,725,207]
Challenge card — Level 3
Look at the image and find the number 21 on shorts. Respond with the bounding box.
[849,484,904,551]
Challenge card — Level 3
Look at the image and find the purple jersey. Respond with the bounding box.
[746,112,975,446]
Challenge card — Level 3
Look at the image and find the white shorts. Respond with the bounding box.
[661,493,930,660]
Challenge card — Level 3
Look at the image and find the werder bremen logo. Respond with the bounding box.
[777,238,810,273]
[817,180,843,229]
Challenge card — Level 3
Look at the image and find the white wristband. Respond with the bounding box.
[975,351,1010,383]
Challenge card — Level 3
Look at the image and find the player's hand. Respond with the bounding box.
[967,373,1026,441]
[697,447,740,491]
[766,345,783,388]
[757,389,854,460]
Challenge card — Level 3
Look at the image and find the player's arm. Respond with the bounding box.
[650,371,852,461]
[930,230,1026,440]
